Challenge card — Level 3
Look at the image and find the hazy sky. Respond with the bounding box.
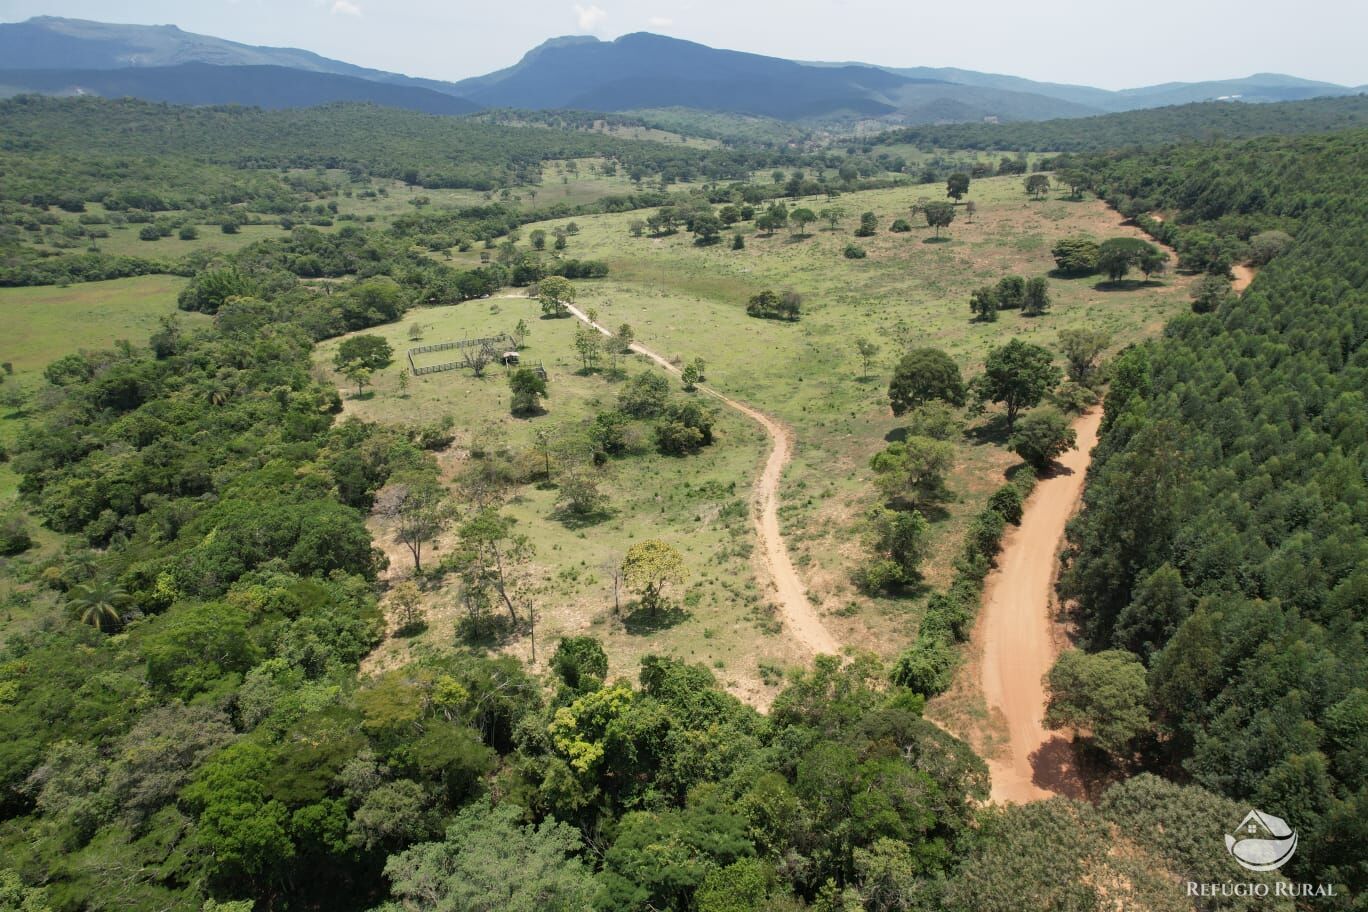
[2,0,1365,89]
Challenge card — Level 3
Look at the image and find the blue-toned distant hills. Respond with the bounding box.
[0,16,1360,123]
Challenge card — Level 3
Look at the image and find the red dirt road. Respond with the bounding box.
[980,410,1102,803]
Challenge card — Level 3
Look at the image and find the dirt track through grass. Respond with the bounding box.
[556,299,841,659]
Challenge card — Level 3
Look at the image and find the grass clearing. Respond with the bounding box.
[315,299,803,704]
[329,175,1192,701]
[502,175,1193,660]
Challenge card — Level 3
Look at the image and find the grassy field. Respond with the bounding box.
[481,175,1193,658]
[315,299,808,703]
[320,175,1192,701]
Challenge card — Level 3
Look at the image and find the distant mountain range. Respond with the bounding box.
[0,16,1362,124]
[0,63,480,114]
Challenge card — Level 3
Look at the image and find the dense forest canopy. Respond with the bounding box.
[870,94,1368,153]
[1060,128,1368,896]
[0,96,800,192]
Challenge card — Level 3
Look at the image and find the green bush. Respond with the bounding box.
[987,485,1024,525]
[891,636,958,695]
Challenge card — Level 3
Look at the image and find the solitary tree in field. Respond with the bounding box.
[681,362,701,391]
[573,325,602,372]
[529,229,547,250]
[343,361,373,397]
[888,348,966,415]
[790,207,817,236]
[459,509,534,626]
[975,338,1061,431]
[538,276,575,317]
[855,338,880,378]
[690,211,723,245]
[622,540,688,614]
[1051,236,1100,275]
[1024,174,1051,199]
[820,206,847,230]
[1137,247,1169,281]
[856,211,878,237]
[509,368,548,415]
[1057,168,1090,198]
[389,580,425,632]
[334,335,394,372]
[376,475,456,573]
[923,201,956,238]
[946,172,971,201]
[1096,237,1163,284]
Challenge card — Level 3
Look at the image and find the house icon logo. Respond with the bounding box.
[1225,809,1297,872]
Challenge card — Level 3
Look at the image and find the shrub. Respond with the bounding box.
[1010,407,1077,471]
[843,243,867,259]
[891,637,958,696]
[1050,236,1099,275]
[987,485,1024,525]
[0,512,33,555]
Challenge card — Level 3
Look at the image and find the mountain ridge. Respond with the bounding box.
[0,16,1360,123]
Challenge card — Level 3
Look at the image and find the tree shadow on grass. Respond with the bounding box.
[922,236,952,245]
[455,613,518,649]
[1094,278,1160,291]
[392,620,428,639]
[622,603,689,635]
[966,413,1013,447]
[552,506,614,530]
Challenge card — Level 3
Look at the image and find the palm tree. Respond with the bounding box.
[67,581,132,632]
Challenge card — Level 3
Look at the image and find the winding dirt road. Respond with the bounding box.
[561,302,840,657]
[979,409,1101,803]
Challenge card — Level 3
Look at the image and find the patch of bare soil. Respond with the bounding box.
[1231,263,1257,294]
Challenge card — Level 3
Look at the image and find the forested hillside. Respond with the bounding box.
[1062,129,1368,894]
[0,96,730,190]
[872,94,1368,152]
